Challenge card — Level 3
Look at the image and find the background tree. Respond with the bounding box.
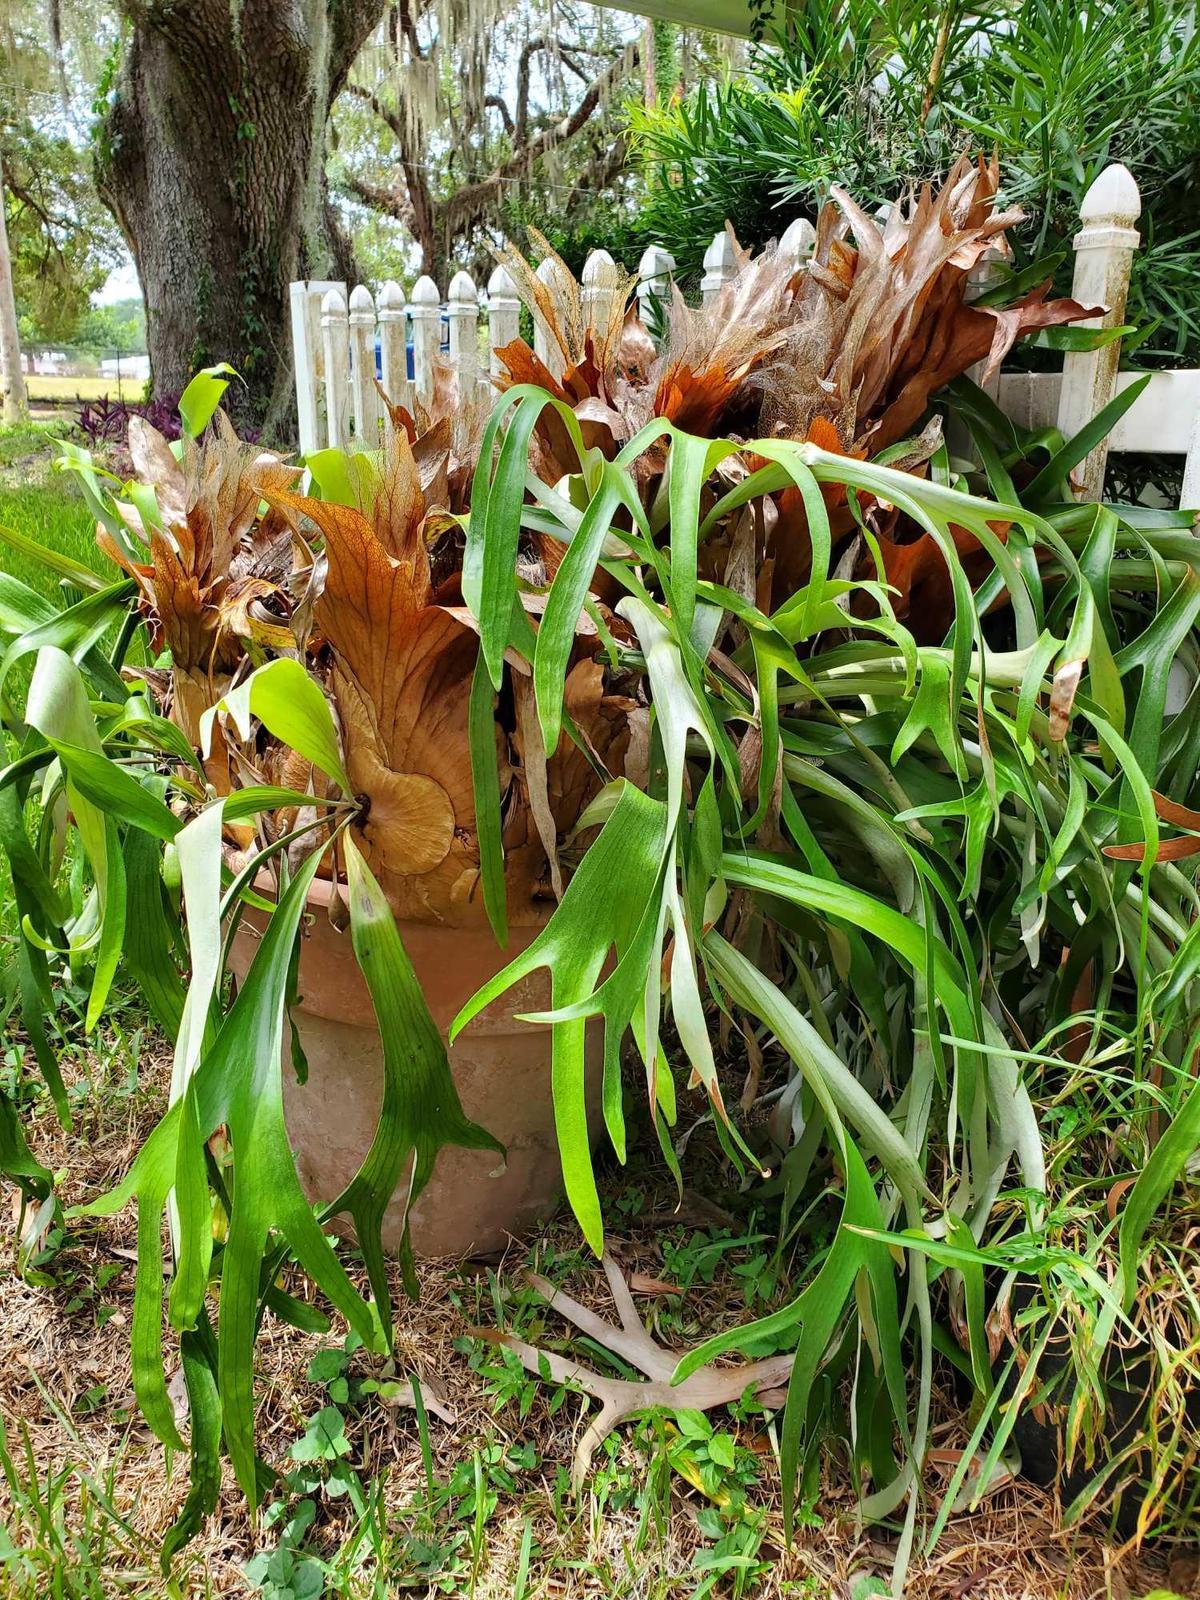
[1,0,121,395]
[0,160,27,420]
[4,124,121,342]
[331,1,645,283]
[69,297,146,360]
[92,0,387,433]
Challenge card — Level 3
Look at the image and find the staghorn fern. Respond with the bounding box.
[1,172,1196,1586]
[463,392,1200,1578]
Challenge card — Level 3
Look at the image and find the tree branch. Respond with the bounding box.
[515,35,548,145]
[558,48,596,86]
[484,94,515,136]
[343,80,407,145]
[441,40,638,236]
[340,170,413,231]
[392,0,427,62]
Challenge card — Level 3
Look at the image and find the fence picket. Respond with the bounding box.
[320,288,350,450]
[289,165,1196,509]
[637,245,675,338]
[582,249,619,335]
[290,279,343,459]
[778,217,816,274]
[701,231,737,306]
[533,257,567,378]
[1056,163,1142,501]
[410,274,441,407]
[487,263,520,375]
[348,284,380,445]
[447,269,480,378]
[377,279,411,414]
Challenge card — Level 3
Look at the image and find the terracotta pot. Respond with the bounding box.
[230,879,598,1258]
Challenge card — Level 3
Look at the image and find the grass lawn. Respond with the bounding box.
[0,482,105,598]
[0,420,108,599]
[24,373,144,403]
[0,418,72,473]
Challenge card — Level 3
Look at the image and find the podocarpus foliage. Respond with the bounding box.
[1,168,1197,1585]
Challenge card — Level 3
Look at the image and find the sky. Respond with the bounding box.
[95,258,141,305]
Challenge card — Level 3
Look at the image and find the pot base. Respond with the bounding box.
[281,992,575,1259]
[233,884,598,1259]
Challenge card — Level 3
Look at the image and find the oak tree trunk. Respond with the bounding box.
[96,0,384,439]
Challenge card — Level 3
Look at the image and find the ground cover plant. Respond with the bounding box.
[1,164,1198,1596]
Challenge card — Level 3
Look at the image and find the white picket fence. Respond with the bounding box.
[290,163,1200,508]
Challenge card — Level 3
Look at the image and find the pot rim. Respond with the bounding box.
[250,867,553,934]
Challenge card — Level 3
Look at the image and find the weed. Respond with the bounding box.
[0,1397,169,1600]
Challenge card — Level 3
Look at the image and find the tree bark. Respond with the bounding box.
[96,0,385,439]
[0,160,29,423]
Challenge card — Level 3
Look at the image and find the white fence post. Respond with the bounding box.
[487,263,520,374]
[1056,163,1142,501]
[377,279,411,414]
[582,248,619,337]
[348,284,380,445]
[701,231,737,306]
[1183,408,1200,512]
[778,217,816,276]
[290,279,343,458]
[637,244,675,335]
[320,287,350,450]
[447,269,480,385]
[410,274,440,407]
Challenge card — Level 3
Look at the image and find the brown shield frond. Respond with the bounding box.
[759,154,1101,456]
[267,487,482,920]
[99,415,303,797]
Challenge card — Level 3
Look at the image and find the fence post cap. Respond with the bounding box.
[1080,162,1141,225]
[377,279,405,312]
[582,247,616,282]
[448,269,478,305]
[639,244,675,277]
[348,284,375,322]
[321,287,347,319]
[412,274,440,307]
[779,217,816,258]
[535,256,565,286]
[703,230,737,272]
[487,262,517,296]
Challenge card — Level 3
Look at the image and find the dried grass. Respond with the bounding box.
[0,1041,1185,1600]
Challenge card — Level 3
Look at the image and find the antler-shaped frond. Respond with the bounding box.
[475,1253,793,1487]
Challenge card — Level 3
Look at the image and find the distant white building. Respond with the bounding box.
[99,353,151,381]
